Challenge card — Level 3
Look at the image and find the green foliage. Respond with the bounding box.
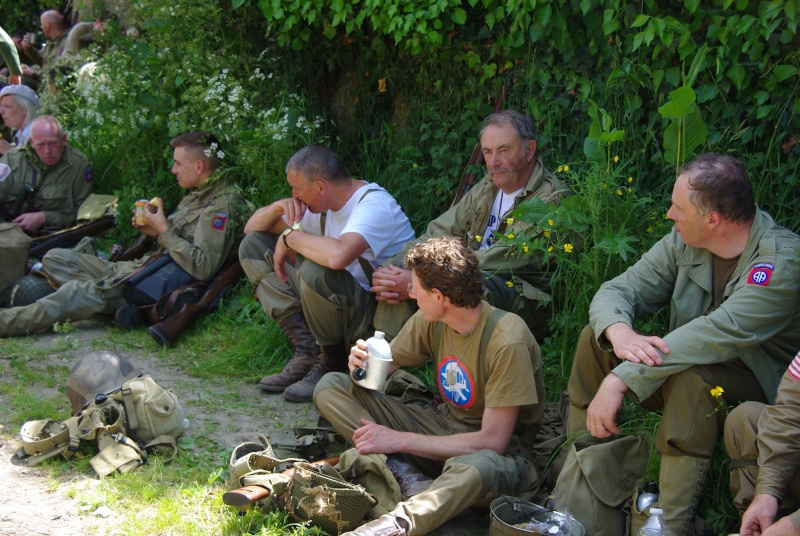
[659,86,708,175]
[506,105,669,379]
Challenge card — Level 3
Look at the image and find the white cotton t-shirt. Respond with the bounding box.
[479,186,524,250]
[299,183,415,290]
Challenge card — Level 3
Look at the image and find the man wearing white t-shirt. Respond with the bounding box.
[371,110,569,342]
[239,144,415,402]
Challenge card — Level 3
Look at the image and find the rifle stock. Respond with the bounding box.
[222,456,341,507]
[147,260,244,347]
[28,216,117,259]
[450,83,508,207]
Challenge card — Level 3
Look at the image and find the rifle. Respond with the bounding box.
[450,82,508,207]
[28,215,117,259]
[147,259,244,347]
[222,456,341,507]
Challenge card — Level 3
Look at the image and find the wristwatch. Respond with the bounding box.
[281,227,293,248]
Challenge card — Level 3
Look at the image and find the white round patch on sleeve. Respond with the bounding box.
[0,163,10,183]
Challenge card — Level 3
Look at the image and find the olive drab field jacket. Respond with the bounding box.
[0,145,93,230]
[98,171,251,288]
[590,208,800,403]
[388,157,569,302]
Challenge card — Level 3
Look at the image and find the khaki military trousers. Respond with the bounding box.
[0,247,125,337]
[724,401,800,513]
[238,231,376,347]
[568,324,768,457]
[313,371,538,536]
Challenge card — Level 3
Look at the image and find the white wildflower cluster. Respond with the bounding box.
[296,115,324,135]
[203,142,225,161]
[172,69,254,142]
[249,68,266,82]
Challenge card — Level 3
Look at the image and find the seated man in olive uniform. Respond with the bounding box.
[0,115,92,234]
[0,115,92,299]
[370,110,569,343]
[0,131,251,336]
[725,353,800,536]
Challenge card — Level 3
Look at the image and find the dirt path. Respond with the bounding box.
[0,322,488,536]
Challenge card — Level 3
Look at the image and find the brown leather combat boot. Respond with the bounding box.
[386,455,433,500]
[259,312,320,393]
[283,343,345,402]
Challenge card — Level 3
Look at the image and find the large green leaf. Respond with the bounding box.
[685,43,709,87]
[663,109,707,165]
[727,64,746,90]
[451,7,467,24]
[773,64,798,82]
[682,110,708,158]
[658,86,697,119]
[584,137,604,163]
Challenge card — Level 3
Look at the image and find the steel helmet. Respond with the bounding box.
[65,351,136,414]
[8,274,55,307]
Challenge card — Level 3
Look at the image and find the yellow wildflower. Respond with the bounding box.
[507,233,515,239]
[613,155,619,163]
[547,246,553,252]
[563,165,570,171]
[557,165,563,172]
[475,235,482,242]
[564,243,574,253]
[628,187,632,193]
[710,386,724,398]
[627,176,633,183]
[547,219,554,227]
[523,244,530,253]
[506,217,514,225]
[412,163,418,168]
[505,280,514,288]
[544,230,550,238]
[616,189,622,196]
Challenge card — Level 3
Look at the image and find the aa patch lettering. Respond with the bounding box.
[747,262,774,286]
[212,211,228,231]
[0,163,10,183]
[437,357,476,409]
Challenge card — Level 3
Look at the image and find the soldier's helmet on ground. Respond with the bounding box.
[7,274,55,307]
[66,351,136,414]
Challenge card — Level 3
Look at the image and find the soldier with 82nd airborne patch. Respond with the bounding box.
[566,153,800,535]
[0,131,250,337]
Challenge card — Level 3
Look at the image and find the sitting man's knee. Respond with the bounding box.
[447,449,519,495]
[312,371,351,404]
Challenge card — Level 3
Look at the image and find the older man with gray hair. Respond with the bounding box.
[0,84,40,153]
[370,109,569,343]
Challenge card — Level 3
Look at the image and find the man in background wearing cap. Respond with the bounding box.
[0,84,40,153]
[0,115,92,235]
